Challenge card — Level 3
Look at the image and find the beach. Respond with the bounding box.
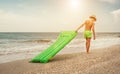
[0,44,120,74]
[0,32,120,74]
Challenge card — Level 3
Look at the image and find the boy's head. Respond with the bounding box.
[89,15,96,21]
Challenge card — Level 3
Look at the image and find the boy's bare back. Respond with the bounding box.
[84,19,95,31]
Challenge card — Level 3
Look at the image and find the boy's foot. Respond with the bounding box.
[87,52,90,54]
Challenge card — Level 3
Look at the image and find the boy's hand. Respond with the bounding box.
[75,30,78,33]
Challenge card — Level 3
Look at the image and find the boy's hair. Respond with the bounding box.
[89,15,96,21]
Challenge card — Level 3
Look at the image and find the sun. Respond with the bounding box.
[70,0,80,9]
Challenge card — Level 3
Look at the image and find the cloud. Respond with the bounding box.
[111,9,120,23]
[0,9,72,32]
[0,9,48,32]
[112,9,120,14]
[0,9,40,25]
[98,0,117,4]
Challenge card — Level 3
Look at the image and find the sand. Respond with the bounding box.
[0,44,120,74]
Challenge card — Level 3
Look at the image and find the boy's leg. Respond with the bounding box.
[86,38,91,54]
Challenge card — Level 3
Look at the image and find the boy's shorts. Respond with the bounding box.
[84,30,92,38]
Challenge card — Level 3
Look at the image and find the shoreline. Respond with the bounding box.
[0,43,119,64]
[0,44,120,74]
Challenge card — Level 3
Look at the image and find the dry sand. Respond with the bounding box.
[0,44,120,74]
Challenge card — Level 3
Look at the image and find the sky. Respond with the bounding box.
[0,0,120,32]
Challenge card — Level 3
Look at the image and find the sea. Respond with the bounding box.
[0,32,120,63]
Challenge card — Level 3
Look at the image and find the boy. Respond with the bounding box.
[75,15,96,54]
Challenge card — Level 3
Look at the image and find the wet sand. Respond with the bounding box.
[0,44,120,74]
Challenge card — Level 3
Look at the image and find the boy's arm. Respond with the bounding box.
[75,24,84,32]
[75,20,88,32]
[75,21,87,32]
[92,24,96,40]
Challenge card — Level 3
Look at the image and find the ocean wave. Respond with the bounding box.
[20,39,52,43]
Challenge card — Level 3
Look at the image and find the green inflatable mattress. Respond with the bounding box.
[31,31,77,63]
